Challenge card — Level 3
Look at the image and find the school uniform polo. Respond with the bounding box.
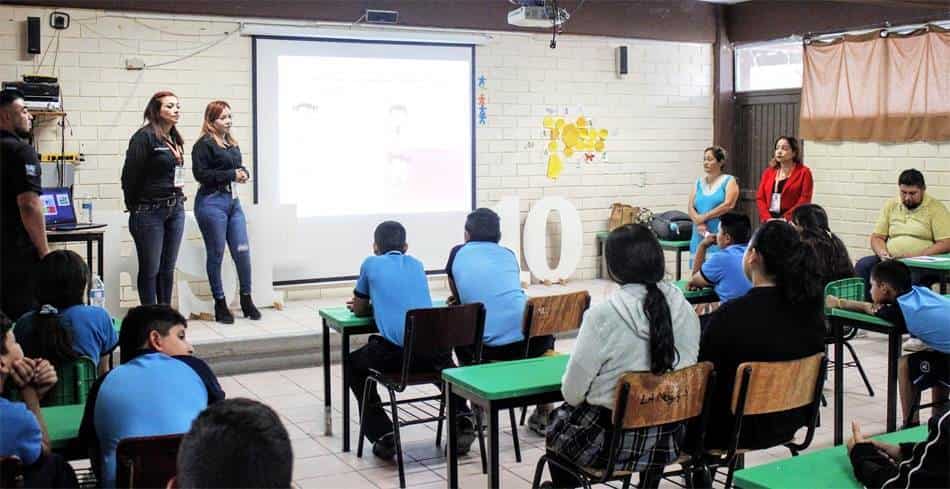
[0,397,42,465]
[354,251,432,346]
[873,195,950,258]
[91,352,211,488]
[447,241,526,346]
[896,286,950,353]
[15,305,119,367]
[699,244,753,304]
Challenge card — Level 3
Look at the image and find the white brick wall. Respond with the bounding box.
[807,142,950,260]
[2,6,714,299]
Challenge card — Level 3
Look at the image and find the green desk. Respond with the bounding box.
[828,308,902,445]
[733,425,927,489]
[674,279,718,305]
[444,355,569,489]
[900,253,950,294]
[317,306,377,452]
[596,231,691,280]
[317,300,445,452]
[43,403,85,450]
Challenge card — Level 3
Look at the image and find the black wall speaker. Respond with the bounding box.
[616,45,628,76]
[27,17,40,54]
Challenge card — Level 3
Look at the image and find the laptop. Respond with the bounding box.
[41,187,106,231]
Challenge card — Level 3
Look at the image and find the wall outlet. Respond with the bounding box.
[125,58,145,70]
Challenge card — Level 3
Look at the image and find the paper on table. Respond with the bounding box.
[906,256,950,262]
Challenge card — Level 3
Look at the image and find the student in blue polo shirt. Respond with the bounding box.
[15,250,118,372]
[0,311,78,488]
[688,212,753,308]
[78,305,224,488]
[347,220,475,460]
[828,260,950,427]
[446,208,555,433]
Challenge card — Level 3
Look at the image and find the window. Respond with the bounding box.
[735,40,803,92]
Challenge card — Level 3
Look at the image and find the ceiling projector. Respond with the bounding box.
[508,0,565,28]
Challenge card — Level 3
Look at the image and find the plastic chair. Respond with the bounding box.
[824,278,875,398]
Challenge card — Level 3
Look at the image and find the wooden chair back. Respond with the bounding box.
[115,433,184,489]
[523,291,590,338]
[730,353,826,416]
[613,362,715,429]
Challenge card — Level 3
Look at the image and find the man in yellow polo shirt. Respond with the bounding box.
[856,169,950,299]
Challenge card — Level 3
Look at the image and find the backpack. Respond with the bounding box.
[650,210,693,241]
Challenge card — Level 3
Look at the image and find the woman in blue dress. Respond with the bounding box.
[688,146,739,265]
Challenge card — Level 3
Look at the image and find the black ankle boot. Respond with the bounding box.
[214,297,234,324]
[240,293,261,320]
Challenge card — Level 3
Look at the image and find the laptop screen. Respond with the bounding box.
[40,187,76,226]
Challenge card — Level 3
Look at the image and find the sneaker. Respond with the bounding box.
[372,433,396,460]
[456,417,476,455]
[903,337,929,352]
[527,406,551,436]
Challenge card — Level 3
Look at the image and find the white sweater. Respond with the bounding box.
[561,282,701,409]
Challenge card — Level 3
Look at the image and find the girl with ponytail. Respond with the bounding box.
[544,224,701,488]
[698,220,826,449]
[791,204,855,287]
[15,250,118,372]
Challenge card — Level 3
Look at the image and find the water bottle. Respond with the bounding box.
[81,196,93,224]
[89,274,105,307]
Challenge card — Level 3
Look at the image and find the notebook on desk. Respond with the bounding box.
[41,187,106,231]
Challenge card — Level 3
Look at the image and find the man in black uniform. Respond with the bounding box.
[0,89,48,319]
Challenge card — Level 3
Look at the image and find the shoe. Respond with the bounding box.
[372,433,396,460]
[456,417,476,455]
[527,405,551,436]
[903,337,929,352]
[240,293,262,320]
[214,297,234,324]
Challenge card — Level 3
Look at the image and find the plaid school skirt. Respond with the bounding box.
[546,402,686,472]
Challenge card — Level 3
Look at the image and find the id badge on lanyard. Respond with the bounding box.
[174,165,185,188]
[769,192,782,214]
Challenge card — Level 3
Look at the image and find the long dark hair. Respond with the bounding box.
[792,204,854,285]
[28,250,87,367]
[605,224,676,374]
[143,90,183,146]
[748,220,823,308]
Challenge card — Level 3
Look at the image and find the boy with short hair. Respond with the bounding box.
[0,311,78,488]
[688,212,753,304]
[173,398,293,489]
[348,221,475,459]
[79,305,224,488]
[828,260,950,426]
[446,208,554,433]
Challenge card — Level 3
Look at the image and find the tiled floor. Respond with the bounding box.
[216,331,935,488]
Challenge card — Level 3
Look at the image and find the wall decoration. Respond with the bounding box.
[476,74,488,126]
[542,113,608,179]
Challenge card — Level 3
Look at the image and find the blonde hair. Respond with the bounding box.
[200,100,238,148]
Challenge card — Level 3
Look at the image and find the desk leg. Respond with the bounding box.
[675,249,683,281]
[598,238,605,279]
[96,235,104,279]
[886,331,900,433]
[342,332,351,452]
[833,319,844,446]
[322,320,332,437]
[447,385,459,489]
[488,404,500,489]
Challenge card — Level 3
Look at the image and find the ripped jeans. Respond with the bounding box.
[195,190,252,299]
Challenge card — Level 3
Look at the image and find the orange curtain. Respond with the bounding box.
[801,25,950,142]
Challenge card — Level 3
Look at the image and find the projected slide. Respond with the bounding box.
[278,53,471,217]
[255,39,475,282]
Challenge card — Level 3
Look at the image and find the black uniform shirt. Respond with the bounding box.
[0,129,42,252]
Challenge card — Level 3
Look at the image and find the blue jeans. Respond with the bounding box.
[195,191,252,299]
[855,254,941,300]
[129,201,185,305]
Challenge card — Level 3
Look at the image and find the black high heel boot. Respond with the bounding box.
[240,293,261,320]
[214,297,234,324]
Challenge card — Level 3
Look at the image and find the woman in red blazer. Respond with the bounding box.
[756,136,813,223]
